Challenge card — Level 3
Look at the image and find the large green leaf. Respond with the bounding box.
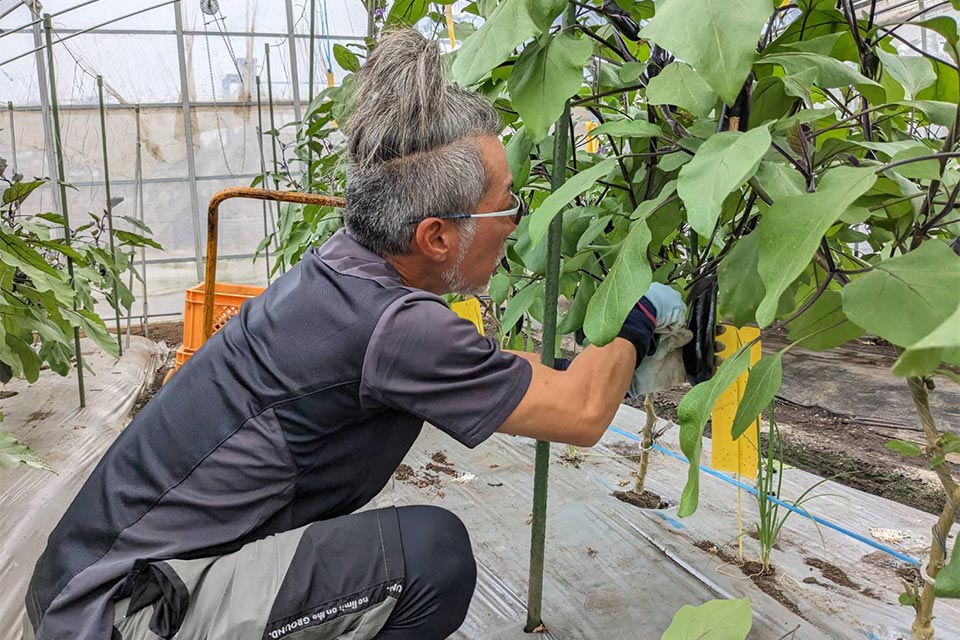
[786,289,863,350]
[661,598,752,640]
[731,353,782,440]
[893,304,960,377]
[0,431,52,471]
[3,180,45,205]
[451,0,567,86]
[877,50,936,100]
[500,282,541,332]
[758,52,885,104]
[557,275,596,335]
[678,347,754,517]
[386,0,429,25]
[754,161,806,200]
[582,220,652,346]
[755,166,877,327]
[505,127,535,187]
[842,240,960,349]
[677,126,771,238]
[935,535,960,599]
[900,100,959,127]
[508,33,591,142]
[641,0,770,105]
[718,232,764,327]
[645,62,717,118]
[528,158,617,246]
[589,119,662,138]
[333,44,360,73]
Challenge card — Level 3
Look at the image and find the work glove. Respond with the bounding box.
[617,283,685,368]
[625,284,691,398]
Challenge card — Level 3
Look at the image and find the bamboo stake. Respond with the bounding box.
[97,76,122,355]
[43,14,85,407]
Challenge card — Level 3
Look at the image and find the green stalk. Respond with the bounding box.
[525,3,576,631]
[97,76,122,356]
[43,14,85,407]
[634,394,656,495]
[255,75,274,280]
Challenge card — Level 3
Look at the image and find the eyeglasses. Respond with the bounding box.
[404,193,529,226]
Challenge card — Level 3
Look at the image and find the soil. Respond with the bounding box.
[695,539,802,616]
[392,463,443,492]
[632,387,954,515]
[121,321,184,347]
[804,557,860,590]
[431,451,450,465]
[803,556,880,600]
[613,489,668,509]
[128,322,181,420]
[426,462,458,477]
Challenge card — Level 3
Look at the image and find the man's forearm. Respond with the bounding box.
[505,338,635,445]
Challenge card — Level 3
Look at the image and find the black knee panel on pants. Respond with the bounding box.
[380,505,476,639]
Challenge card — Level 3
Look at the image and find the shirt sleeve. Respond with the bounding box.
[360,293,533,448]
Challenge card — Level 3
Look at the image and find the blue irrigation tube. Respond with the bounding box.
[606,425,922,567]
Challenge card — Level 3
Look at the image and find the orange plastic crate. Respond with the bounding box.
[179,281,266,361]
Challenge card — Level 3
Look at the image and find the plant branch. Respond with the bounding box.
[906,376,959,640]
[573,83,644,106]
[876,152,960,174]
[771,140,812,179]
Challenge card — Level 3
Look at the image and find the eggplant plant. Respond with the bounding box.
[268,1,960,636]
[0,166,160,469]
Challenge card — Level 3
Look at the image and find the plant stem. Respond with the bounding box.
[634,394,656,494]
[906,376,959,640]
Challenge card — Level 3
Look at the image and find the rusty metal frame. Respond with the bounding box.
[203,187,345,340]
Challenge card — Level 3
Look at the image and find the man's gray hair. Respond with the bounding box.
[343,29,502,256]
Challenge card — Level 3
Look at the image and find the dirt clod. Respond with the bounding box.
[613,490,668,509]
[431,451,450,465]
[804,557,860,590]
[586,546,598,557]
[425,462,458,477]
[394,464,415,482]
[695,540,802,617]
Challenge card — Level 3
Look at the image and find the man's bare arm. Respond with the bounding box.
[496,339,635,447]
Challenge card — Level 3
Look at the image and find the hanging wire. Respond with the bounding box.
[202,9,249,176]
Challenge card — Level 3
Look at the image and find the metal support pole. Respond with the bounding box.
[525,3,575,631]
[43,14,85,408]
[255,76,274,282]
[97,76,123,355]
[7,102,17,174]
[265,46,286,274]
[284,0,303,121]
[30,8,61,213]
[174,1,204,282]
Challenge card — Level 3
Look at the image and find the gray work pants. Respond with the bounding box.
[106,506,475,640]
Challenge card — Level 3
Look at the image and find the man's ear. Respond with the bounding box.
[412,218,458,264]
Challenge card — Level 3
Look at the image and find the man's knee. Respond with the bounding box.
[395,506,476,627]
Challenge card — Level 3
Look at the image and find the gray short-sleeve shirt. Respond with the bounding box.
[26,230,532,640]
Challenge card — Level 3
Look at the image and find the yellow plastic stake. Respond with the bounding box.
[710,325,761,475]
[450,298,485,335]
[711,324,761,560]
[585,120,599,154]
[445,5,457,48]
[326,69,335,88]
